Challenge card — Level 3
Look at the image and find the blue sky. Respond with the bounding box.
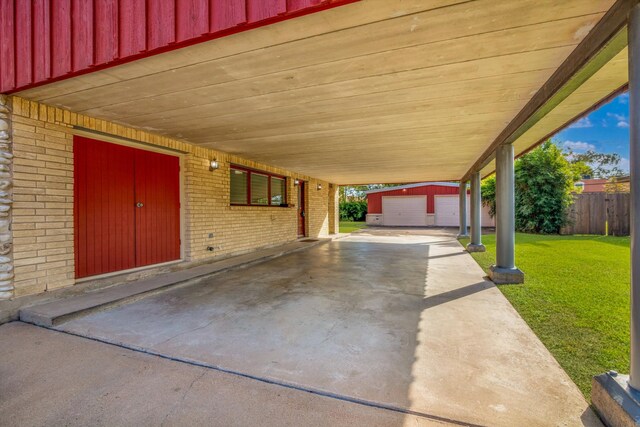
[553,92,630,173]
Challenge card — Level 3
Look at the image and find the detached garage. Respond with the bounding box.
[365,183,495,227]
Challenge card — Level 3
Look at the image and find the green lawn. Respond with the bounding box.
[458,233,630,400]
[339,221,368,233]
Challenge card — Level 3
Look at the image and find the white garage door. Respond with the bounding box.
[382,196,426,226]
[434,195,495,227]
[435,195,470,227]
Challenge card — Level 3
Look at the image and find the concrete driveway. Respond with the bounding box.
[3,228,599,426]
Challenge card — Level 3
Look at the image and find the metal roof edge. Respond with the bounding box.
[364,182,459,195]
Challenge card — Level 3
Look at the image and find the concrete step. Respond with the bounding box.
[20,239,328,327]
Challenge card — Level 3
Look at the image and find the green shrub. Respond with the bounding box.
[339,201,367,221]
[514,141,574,234]
[481,141,574,234]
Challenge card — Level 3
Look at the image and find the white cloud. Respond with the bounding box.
[568,117,593,129]
[619,157,630,173]
[619,93,629,104]
[562,140,596,152]
[607,112,629,128]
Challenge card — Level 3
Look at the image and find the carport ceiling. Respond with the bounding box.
[17,0,620,184]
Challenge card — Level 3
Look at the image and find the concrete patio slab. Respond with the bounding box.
[0,322,445,426]
[18,238,328,327]
[48,228,598,426]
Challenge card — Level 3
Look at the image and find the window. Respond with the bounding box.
[230,165,287,207]
[271,177,285,206]
[251,173,269,205]
[230,169,248,204]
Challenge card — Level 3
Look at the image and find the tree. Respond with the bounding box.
[339,184,403,203]
[564,149,625,178]
[481,175,496,218]
[482,141,576,234]
[515,141,575,233]
[339,200,368,221]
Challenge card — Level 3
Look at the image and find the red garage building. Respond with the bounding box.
[366,182,495,227]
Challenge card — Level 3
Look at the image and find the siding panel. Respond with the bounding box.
[0,0,15,92]
[2,0,353,93]
[247,0,286,23]
[94,0,119,64]
[72,0,94,71]
[119,0,146,57]
[51,0,72,78]
[32,0,51,83]
[210,0,247,32]
[176,0,209,41]
[147,0,177,50]
[15,2,32,88]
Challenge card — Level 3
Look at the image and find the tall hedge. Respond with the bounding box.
[339,201,367,221]
[481,141,574,234]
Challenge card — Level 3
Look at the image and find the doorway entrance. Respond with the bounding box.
[297,181,306,237]
[73,136,181,278]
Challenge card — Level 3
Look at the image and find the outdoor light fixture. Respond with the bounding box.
[209,159,219,171]
[294,179,300,186]
[317,183,323,191]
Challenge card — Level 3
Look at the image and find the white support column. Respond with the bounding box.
[489,144,523,284]
[457,181,468,237]
[467,172,486,252]
[630,2,640,392]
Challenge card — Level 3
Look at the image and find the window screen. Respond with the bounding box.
[251,173,269,205]
[271,177,285,205]
[230,169,248,204]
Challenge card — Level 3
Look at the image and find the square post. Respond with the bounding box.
[457,181,468,237]
[631,2,640,392]
[467,171,486,252]
[591,7,640,425]
[489,144,523,284]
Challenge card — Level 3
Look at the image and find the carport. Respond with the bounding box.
[1,0,640,425]
[6,228,599,426]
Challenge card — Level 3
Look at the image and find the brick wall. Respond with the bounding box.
[9,96,338,298]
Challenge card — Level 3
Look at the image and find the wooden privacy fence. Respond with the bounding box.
[561,193,630,236]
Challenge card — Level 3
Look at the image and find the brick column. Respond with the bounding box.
[0,95,14,300]
[328,183,339,234]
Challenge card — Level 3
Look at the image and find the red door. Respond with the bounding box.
[298,181,306,237]
[74,136,180,278]
[134,149,181,268]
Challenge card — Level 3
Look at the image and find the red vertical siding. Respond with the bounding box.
[0,0,15,92]
[32,0,51,83]
[0,0,357,93]
[95,0,119,64]
[287,0,322,12]
[210,0,246,32]
[247,0,286,23]
[119,0,146,57]
[15,2,32,88]
[367,185,461,214]
[51,0,72,78]
[72,0,94,71]
[177,0,210,41]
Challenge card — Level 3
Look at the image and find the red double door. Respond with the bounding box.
[74,136,180,278]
